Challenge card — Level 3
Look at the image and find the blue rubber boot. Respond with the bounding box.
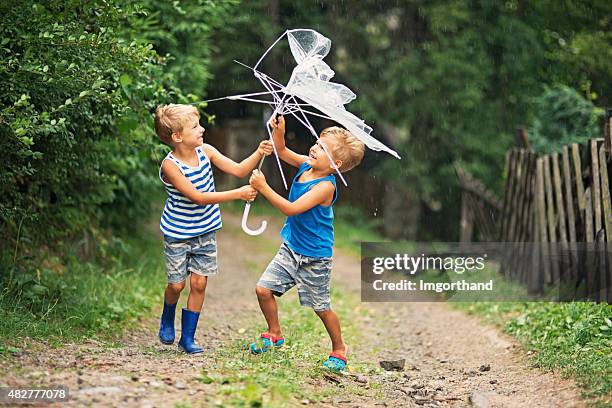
[178,308,204,354]
[158,301,177,345]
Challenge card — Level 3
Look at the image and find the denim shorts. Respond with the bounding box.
[163,231,218,284]
[257,242,332,311]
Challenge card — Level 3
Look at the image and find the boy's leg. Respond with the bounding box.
[165,281,185,304]
[160,234,190,345]
[159,282,185,345]
[295,255,348,358]
[255,243,300,335]
[315,309,348,356]
[177,232,216,354]
[185,231,217,312]
[255,285,282,337]
[159,282,184,345]
[163,234,190,304]
[250,243,299,353]
[178,274,207,354]
[187,274,208,312]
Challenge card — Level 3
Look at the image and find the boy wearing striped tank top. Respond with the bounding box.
[248,115,365,372]
[154,104,273,354]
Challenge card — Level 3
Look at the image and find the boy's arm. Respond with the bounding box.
[203,142,272,178]
[270,115,309,168]
[249,170,334,216]
[162,160,257,205]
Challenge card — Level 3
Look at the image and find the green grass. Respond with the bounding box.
[3,195,609,405]
[199,285,379,407]
[0,225,165,349]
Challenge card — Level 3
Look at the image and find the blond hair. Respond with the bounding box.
[154,104,200,145]
[320,126,365,172]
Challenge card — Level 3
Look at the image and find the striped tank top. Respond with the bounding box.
[159,146,222,239]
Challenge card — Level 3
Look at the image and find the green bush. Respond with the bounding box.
[133,0,239,97]
[529,85,604,154]
[0,0,168,247]
[0,0,238,255]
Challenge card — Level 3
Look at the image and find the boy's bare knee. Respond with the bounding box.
[255,285,273,299]
[167,281,185,293]
[314,309,333,318]
[190,275,207,293]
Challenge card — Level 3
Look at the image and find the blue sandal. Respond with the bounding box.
[323,352,347,372]
[249,333,285,354]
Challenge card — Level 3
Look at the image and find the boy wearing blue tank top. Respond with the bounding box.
[248,115,365,372]
[154,104,273,354]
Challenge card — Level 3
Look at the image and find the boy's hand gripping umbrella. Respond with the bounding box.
[206,29,401,235]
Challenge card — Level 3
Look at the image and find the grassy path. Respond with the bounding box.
[1,211,588,407]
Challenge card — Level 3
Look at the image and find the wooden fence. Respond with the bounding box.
[460,114,612,302]
[456,166,501,243]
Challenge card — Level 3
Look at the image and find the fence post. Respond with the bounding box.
[605,108,612,153]
[460,191,474,242]
[534,158,548,292]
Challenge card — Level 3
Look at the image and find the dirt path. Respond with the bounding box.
[328,243,585,407]
[1,213,585,407]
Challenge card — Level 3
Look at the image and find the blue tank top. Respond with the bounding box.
[280,162,337,257]
[159,146,222,239]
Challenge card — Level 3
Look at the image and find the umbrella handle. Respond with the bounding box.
[241,201,267,236]
[241,154,268,236]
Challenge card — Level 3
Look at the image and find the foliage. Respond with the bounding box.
[0,0,237,347]
[0,0,237,274]
[129,0,239,98]
[529,85,604,154]
[532,0,612,106]
[0,0,165,248]
[0,225,164,345]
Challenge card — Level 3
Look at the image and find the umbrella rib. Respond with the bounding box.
[226,96,280,107]
[286,98,348,187]
[294,107,335,121]
[233,60,286,90]
[257,74,289,190]
[254,30,288,71]
[202,90,280,103]
[257,74,284,105]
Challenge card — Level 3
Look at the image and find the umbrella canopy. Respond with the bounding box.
[283,29,401,160]
[206,28,401,189]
